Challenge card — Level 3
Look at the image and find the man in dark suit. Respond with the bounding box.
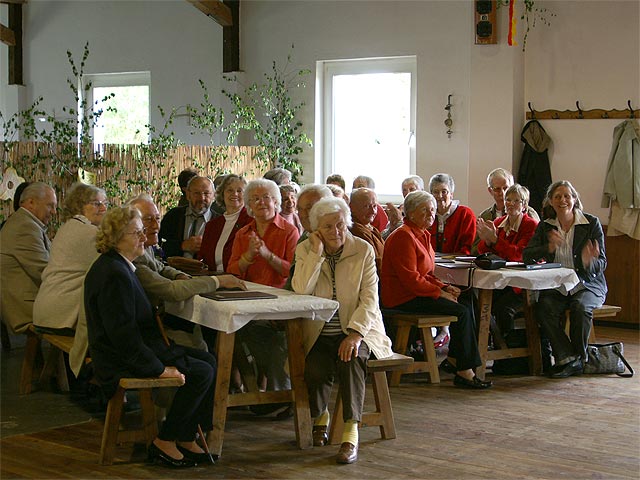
[0,182,57,334]
[160,176,215,258]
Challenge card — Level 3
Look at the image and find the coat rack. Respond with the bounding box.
[526,100,639,120]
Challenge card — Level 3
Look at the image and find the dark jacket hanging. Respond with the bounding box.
[517,120,552,216]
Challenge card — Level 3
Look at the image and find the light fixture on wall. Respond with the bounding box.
[444,94,453,138]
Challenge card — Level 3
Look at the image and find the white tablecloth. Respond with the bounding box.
[165,282,339,334]
[435,264,580,291]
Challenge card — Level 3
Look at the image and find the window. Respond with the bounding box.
[317,56,416,202]
[83,72,150,145]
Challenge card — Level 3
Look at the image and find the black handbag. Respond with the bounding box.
[583,342,634,377]
[474,253,506,270]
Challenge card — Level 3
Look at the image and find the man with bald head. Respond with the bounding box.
[160,176,216,258]
[349,188,385,275]
[0,182,57,334]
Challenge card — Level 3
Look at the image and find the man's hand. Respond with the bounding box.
[385,203,403,227]
[338,332,363,362]
[217,274,247,290]
[181,235,203,253]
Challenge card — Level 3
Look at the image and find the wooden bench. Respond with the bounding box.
[19,325,73,394]
[564,305,622,344]
[384,312,457,386]
[328,353,413,445]
[100,376,184,465]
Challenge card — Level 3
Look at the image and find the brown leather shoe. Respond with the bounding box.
[336,442,358,464]
[312,425,328,447]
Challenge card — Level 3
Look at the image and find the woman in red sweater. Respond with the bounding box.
[477,184,538,339]
[381,190,491,389]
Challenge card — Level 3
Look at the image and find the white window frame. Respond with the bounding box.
[81,71,151,144]
[315,56,417,203]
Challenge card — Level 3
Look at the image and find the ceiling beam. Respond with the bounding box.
[0,23,16,46]
[222,0,239,72]
[187,0,233,27]
[0,0,27,4]
[8,2,23,85]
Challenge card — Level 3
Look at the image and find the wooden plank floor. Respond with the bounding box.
[1,325,638,479]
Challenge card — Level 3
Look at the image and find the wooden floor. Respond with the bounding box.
[1,325,638,479]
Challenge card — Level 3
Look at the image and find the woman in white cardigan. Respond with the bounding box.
[33,183,108,334]
[291,197,392,465]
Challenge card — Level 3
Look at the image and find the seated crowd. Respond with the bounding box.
[0,166,608,467]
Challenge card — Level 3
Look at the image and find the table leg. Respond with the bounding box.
[524,290,542,375]
[286,318,313,449]
[476,288,493,380]
[208,331,235,456]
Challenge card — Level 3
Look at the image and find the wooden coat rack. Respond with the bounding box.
[526,100,639,120]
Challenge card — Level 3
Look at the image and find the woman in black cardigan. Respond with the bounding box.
[84,206,216,468]
[523,180,607,379]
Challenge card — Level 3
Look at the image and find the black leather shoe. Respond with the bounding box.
[336,442,358,464]
[147,443,197,468]
[453,374,493,389]
[312,425,328,447]
[550,358,583,378]
[440,358,457,375]
[177,445,216,465]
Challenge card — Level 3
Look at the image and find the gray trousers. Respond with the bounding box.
[536,288,604,365]
[305,334,370,423]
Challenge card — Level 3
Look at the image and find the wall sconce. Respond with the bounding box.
[444,94,453,138]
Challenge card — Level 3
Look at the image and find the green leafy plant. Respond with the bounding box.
[222,45,312,181]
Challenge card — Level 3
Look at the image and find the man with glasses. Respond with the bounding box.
[160,176,216,258]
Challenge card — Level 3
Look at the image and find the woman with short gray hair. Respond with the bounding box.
[33,183,109,335]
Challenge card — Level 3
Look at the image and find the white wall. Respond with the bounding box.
[0,0,224,144]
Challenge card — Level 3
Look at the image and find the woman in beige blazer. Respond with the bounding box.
[292,196,392,465]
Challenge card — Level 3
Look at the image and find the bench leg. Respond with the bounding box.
[39,347,70,392]
[371,370,396,439]
[100,387,126,466]
[390,325,411,387]
[19,332,41,395]
[419,326,440,384]
[139,389,159,446]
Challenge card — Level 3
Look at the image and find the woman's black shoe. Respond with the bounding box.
[177,444,216,465]
[439,358,457,375]
[147,442,197,468]
[453,374,493,389]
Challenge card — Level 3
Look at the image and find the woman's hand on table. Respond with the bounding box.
[217,275,247,290]
[308,231,324,256]
[338,332,362,362]
[160,366,185,385]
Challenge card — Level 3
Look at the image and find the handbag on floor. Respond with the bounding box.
[583,342,634,377]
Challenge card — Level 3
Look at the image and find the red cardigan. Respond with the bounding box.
[428,204,476,255]
[371,203,389,232]
[477,214,538,262]
[227,214,299,289]
[381,220,445,308]
[198,207,252,272]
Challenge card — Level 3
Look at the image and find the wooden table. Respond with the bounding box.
[165,282,338,456]
[435,264,579,380]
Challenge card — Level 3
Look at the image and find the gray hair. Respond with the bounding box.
[95,206,141,253]
[62,183,107,221]
[487,168,514,187]
[19,182,54,205]
[506,184,530,209]
[263,167,292,185]
[309,197,352,232]
[353,175,375,189]
[215,174,247,208]
[326,183,346,199]
[126,192,154,208]
[404,190,436,215]
[297,183,332,202]
[402,175,424,190]
[186,175,214,191]
[428,173,455,194]
[244,178,282,217]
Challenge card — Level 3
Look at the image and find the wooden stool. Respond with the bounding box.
[19,325,73,394]
[100,376,184,465]
[385,312,457,386]
[328,353,413,445]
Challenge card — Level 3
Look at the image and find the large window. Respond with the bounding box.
[83,72,150,145]
[317,56,416,202]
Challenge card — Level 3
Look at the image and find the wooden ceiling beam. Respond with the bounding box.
[0,23,16,46]
[187,0,233,27]
[222,0,239,72]
[8,2,23,85]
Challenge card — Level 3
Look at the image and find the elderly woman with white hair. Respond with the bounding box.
[292,197,393,464]
[381,191,491,389]
[228,178,300,400]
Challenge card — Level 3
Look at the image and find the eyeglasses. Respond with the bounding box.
[505,199,523,205]
[249,195,273,204]
[142,215,161,224]
[125,228,147,237]
[491,187,509,193]
[90,201,110,208]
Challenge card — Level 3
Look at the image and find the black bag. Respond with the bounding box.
[474,253,506,270]
[583,342,634,377]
